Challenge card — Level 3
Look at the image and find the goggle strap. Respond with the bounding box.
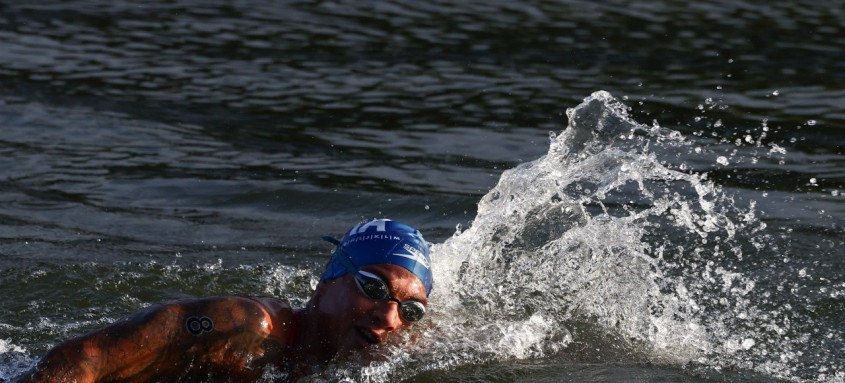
[357,270,382,280]
[321,235,341,246]
[327,242,360,275]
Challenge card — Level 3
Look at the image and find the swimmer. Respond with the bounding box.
[15,219,432,382]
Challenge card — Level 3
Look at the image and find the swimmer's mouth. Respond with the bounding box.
[355,327,379,345]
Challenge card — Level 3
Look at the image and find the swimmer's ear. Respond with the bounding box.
[306,280,332,308]
[311,279,330,295]
[310,274,348,300]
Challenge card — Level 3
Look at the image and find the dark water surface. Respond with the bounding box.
[0,1,843,382]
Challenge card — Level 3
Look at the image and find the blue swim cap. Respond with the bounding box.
[321,219,433,296]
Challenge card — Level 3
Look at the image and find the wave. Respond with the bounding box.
[350,91,841,382]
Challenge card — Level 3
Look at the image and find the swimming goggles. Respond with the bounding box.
[323,236,426,322]
[352,270,426,322]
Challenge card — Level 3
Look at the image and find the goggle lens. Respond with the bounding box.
[360,277,390,299]
[399,301,426,322]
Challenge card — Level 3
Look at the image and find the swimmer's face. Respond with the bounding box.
[312,264,427,358]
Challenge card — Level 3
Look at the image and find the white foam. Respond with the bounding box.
[0,338,33,382]
[0,339,26,354]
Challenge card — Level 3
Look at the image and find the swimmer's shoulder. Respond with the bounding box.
[246,296,296,341]
[156,296,294,339]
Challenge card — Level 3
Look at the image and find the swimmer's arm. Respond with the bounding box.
[16,296,290,383]
[14,302,176,383]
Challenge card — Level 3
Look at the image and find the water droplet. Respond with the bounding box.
[772,90,779,96]
[744,135,754,143]
[809,178,818,185]
[806,120,817,126]
[714,119,723,128]
[425,205,430,210]
[832,190,840,196]
[769,145,786,155]
[716,156,729,166]
[728,58,734,63]
[549,131,557,140]
[798,268,807,277]
[742,338,756,350]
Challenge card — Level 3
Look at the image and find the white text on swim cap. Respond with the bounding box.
[343,234,401,246]
[392,243,430,269]
[352,219,391,235]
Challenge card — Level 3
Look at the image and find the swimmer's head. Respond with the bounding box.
[321,219,432,296]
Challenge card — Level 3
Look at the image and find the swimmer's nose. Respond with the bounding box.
[370,300,403,334]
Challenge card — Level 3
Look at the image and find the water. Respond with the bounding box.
[0,1,843,382]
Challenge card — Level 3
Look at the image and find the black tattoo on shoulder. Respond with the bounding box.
[186,316,214,335]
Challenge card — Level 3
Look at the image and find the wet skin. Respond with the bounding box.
[301,264,428,362]
[15,264,427,383]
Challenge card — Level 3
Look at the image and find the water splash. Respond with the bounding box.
[430,90,722,364]
[342,91,841,382]
[0,339,32,381]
